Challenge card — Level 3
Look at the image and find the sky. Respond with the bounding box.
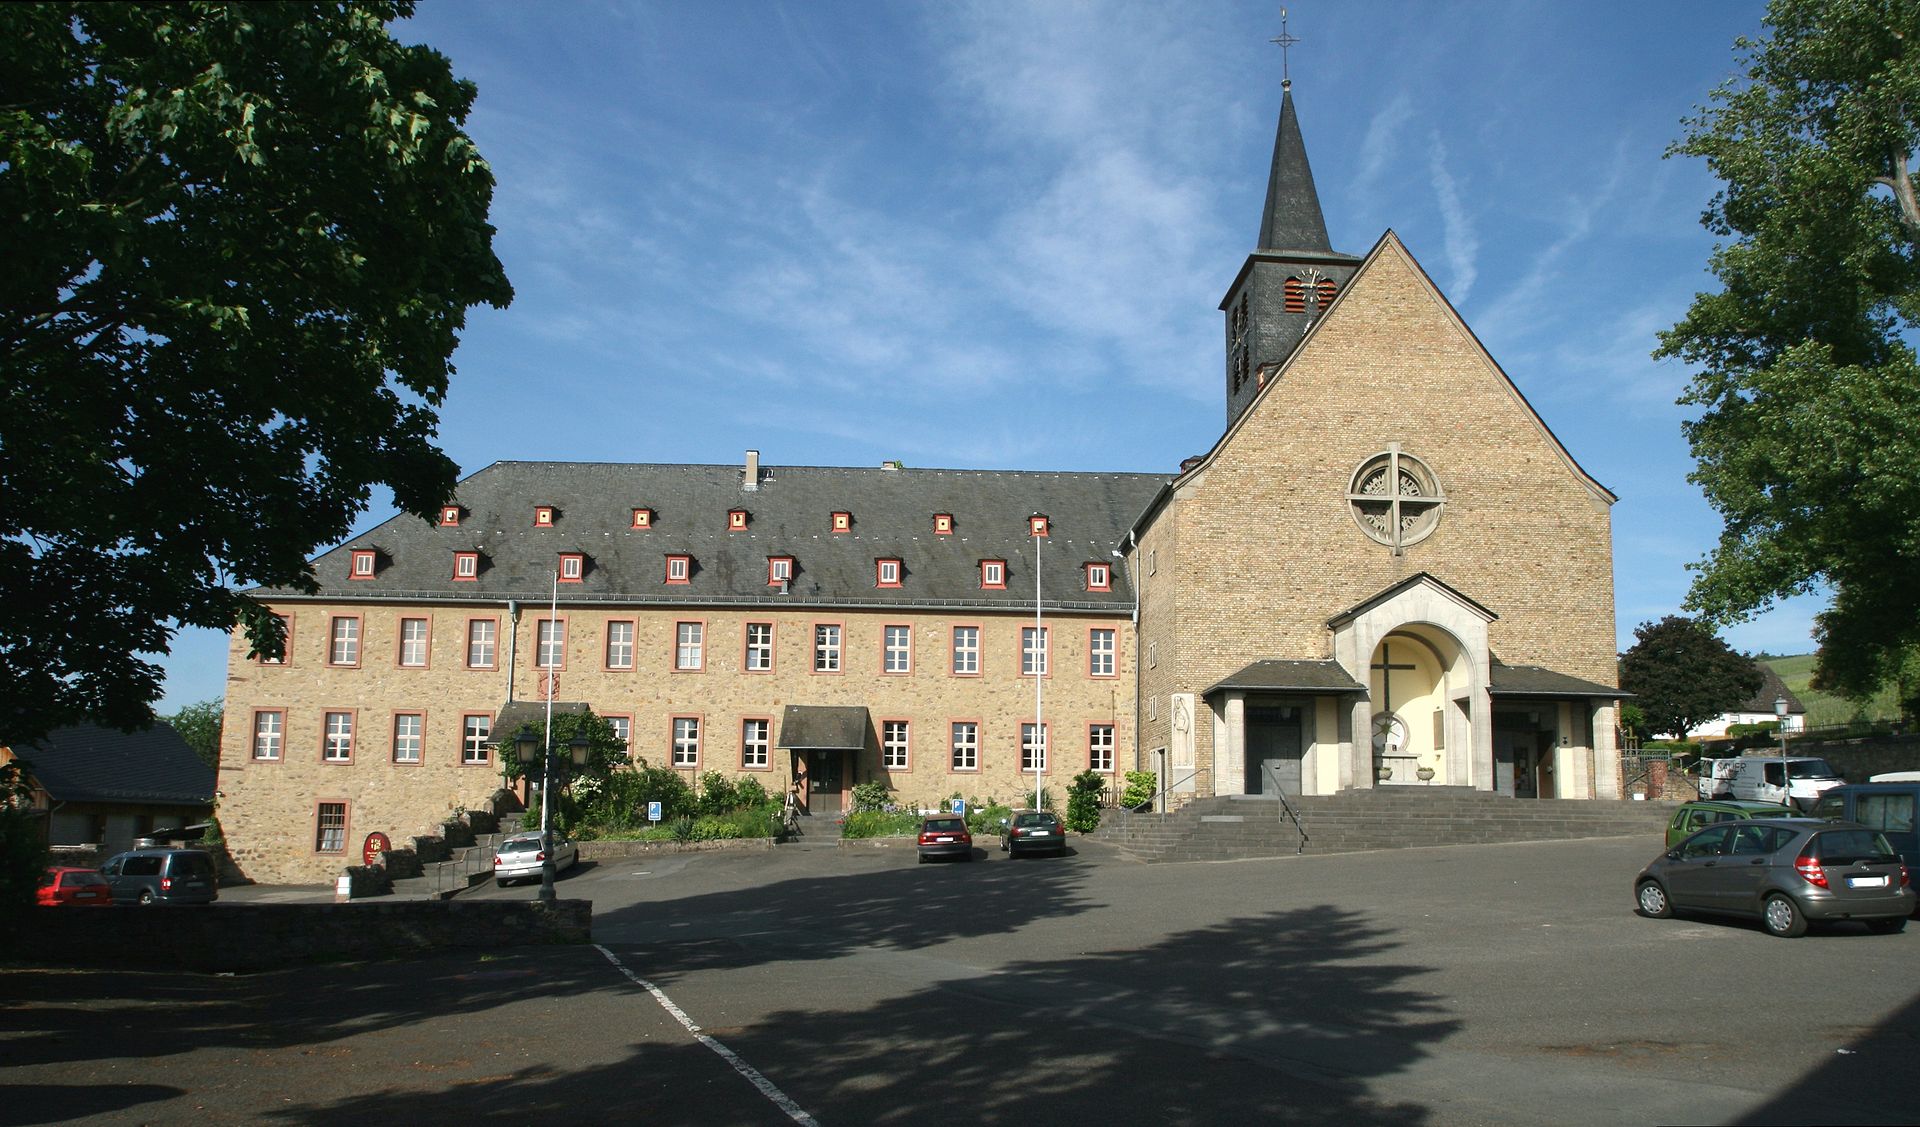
[155,0,1815,711]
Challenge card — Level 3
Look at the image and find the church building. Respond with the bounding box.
[215,76,1622,884]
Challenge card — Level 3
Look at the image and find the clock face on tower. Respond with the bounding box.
[1371,711,1408,755]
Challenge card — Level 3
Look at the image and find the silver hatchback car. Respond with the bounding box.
[1635,818,1913,937]
[492,831,578,886]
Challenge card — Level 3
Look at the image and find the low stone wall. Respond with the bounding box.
[578,837,774,860]
[1791,734,1920,782]
[3,900,591,973]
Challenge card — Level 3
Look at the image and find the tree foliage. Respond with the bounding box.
[166,698,223,769]
[0,3,511,742]
[1658,0,1920,710]
[1619,616,1765,738]
[0,761,49,912]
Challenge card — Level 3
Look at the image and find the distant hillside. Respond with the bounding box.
[1762,654,1903,727]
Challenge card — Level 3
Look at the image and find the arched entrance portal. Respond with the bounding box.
[1368,629,1465,785]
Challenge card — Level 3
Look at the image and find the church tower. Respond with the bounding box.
[1219,81,1361,427]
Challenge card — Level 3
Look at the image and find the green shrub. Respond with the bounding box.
[965,801,1013,836]
[1066,770,1103,833]
[850,780,891,812]
[734,777,771,809]
[1121,770,1157,810]
[697,772,740,816]
[842,810,919,838]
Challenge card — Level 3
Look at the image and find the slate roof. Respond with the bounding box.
[487,701,591,748]
[778,705,872,751]
[13,724,215,807]
[265,460,1168,614]
[1205,660,1367,698]
[1488,664,1625,699]
[1736,664,1804,715]
[1259,88,1333,253]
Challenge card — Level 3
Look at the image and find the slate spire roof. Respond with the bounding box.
[1257,87,1333,253]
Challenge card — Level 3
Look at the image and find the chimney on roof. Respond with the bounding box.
[743,449,760,492]
[881,459,902,471]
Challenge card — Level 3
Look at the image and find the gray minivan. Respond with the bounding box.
[1813,783,1919,889]
[100,848,219,905]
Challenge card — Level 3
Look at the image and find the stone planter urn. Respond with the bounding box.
[1376,763,1393,782]
[1417,766,1436,782]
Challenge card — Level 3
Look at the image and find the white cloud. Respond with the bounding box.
[1428,137,1479,304]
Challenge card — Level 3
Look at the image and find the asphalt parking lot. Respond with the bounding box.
[4,834,1915,1125]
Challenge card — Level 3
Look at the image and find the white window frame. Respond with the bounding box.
[952,626,979,675]
[393,713,423,763]
[1089,628,1116,677]
[745,622,774,671]
[1090,724,1115,772]
[252,711,283,760]
[883,720,910,769]
[950,722,978,771]
[605,620,635,670]
[742,718,770,769]
[329,616,359,665]
[323,711,354,762]
[673,717,701,767]
[1022,626,1049,676]
[461,715,491,765]
[399,617,429,667]
[1021,722,1048,772]
[675,621,704,670]
[884,625,911,673]
[467,619,496,669]
[536,618,564,669]
[814,623,841,672]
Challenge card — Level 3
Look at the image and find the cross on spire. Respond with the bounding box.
[1270,7,1300,90]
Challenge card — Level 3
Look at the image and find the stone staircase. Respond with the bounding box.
[1091,788,1673,863]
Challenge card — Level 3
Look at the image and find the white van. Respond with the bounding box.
[1725,756,1844,810]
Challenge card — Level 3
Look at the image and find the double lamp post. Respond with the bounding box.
[514,728,590,902]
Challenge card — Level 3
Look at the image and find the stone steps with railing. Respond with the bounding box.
[1091,788,1674,863]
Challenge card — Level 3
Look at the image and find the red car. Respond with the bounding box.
[36,867,113,907]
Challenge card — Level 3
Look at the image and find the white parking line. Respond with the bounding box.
[594,944,820,1126]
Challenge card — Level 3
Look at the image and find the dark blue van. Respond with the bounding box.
[1812,783,1920,883]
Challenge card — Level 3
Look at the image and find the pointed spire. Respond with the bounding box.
[1256,87,1332,253]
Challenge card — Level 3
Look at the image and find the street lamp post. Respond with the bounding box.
[515,728,591,902]
[1774,696,1791,811]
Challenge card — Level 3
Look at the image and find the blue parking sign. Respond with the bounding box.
[647,801,663,823]
[950,799,966,815]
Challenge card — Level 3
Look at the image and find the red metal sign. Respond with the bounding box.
[362,831,391,868]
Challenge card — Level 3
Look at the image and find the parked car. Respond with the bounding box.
[1665,799,1793,847]
[1634,818,1913,937]
[99,848,218,906]
[493,831,578,886]
[1698,756,1844,810]
[1000,810,1066,857]
[915,815,973,863]
[1812,782,1920,886]
[36,866,113,907]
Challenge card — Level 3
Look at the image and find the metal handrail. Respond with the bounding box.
[1128,770,1197,812]
[1262,764,1309,854]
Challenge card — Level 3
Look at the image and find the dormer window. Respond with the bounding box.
[665,554,691,585]
[558,553,585,582]
[768,556,794,586]
[876,558,902,588]
[1029,514,1050,537]
[934,513,953,535]
[453,551,480,581]
[728,509,748,531]
[981,559,1006,589]
[831,511,852,533]
[631,508,654,530]
[349,549,377,580]
[1086,562,1111,591]
[534,505,556,527]
[439,505,462,527]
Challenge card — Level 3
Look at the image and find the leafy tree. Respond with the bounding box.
[0,2,511,743]
[1619,616,1765,738]
[166,698,223,769]
[1065,769,1103,833]
[1658,0,1920,714]
[0,761,49,912]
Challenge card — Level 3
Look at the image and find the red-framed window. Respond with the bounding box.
[392,712,424,764]
[981,560,1006,589]
[882,625,912,674]
[950,625,981,675]
[672,715,701,768]
[741,717,771,770]
[831,511,851,532]
[1085,562,1111,591]
[665,554,691,584]
[466,618,498,669]
[349,549,377,579]
[534,505,556,527]
[1020,722,1048,772]
[453,551,480,581]
[1021,626,1049,676]
[744,622,775,672]
[322,710,355,763]
[605,619,636,670]
[882,719,910,770]
[558,552,585,582]
[876,558,902,588]
[1089,627,1117,678]
[813,622,842,673]
[1089,724,1116,773]
[535,617,566,670]
[768,556,794,586]
[327,615,361,666]
[604,714,632,752]
[439,504,462,527]
[256,613,292,665]
[460,714,492,765]
[673,620,705,671]
[631,507,654,529]
[398,617,430,668]
[251,710,284,761]
[933,513,953,535]
[1029,514,1050,537]
[315,801,349,853]
[728,508,748,531]
[949,721,979,772]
